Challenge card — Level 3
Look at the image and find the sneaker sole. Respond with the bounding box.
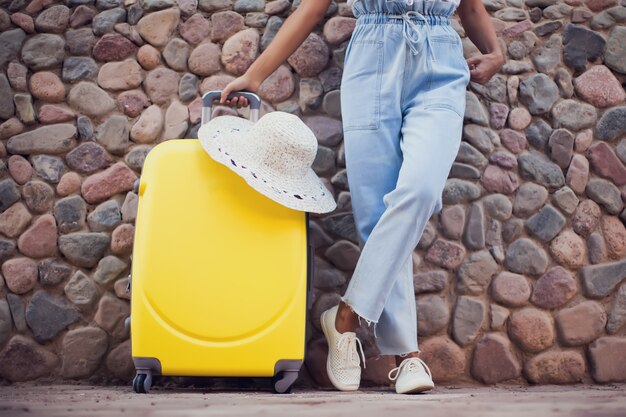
[396,382,435,395]
[321,310,360,392]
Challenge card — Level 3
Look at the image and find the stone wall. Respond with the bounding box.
[0,0,625,387]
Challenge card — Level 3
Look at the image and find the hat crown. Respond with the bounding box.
[248,113,318,177]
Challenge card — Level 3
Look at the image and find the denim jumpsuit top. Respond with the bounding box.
[339,0,470,355]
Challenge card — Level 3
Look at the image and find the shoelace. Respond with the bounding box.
[388,357,432,381]
[389,11,436,62]
[337,333,367,369]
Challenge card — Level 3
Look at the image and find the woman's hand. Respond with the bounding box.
[466,51,505,85]
[219,74,262,107]
[458,0,505,84]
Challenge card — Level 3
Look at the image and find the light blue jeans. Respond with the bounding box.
[340,0,470,355]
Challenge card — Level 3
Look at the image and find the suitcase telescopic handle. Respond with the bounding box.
[201,91,262,125]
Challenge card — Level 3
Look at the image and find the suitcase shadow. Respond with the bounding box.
[149,376,277,394]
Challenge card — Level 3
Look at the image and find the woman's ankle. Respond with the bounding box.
[395,352,420,366]
[334,301,359,333]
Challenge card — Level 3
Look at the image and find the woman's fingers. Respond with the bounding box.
[220,86,232,104]
[216,94,250,108]
[218,75,257,107]
[468,52,504,84]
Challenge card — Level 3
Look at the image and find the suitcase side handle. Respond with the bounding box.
[201,91,262,125]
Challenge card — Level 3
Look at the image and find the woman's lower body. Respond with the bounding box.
[322,0,470,393]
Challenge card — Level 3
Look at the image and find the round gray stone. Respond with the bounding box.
[58,232,111,268]
[7,124,77,155]
[92,8,127,36]
[0,74,14,120]
[605,26,626,74]
[54,195,87,233]
[456,250,500,295]
[531,33,563,75]
[61,326,108,379]
[127,2,144,25]
[585,178,624,215]
[463,125,497,155]
[519,73,559,115]
[38,259,73,287]
[0,29,26,68]
[0,179,20,214]
[65,28,98,56]
[552,186,579,215]
[456,142,489,169]
[443,179,481,204]
[464,92,489,126]
[6,293,26,333]
[138,0,174,10]
[261,15,283,51]
[0,300,11,347]
[25,291,80,343]
[64,271,99,310]
[449,163,481,180]
[125,145,152,172]
[595,106,626,142]
[21,34,65,71]
[30,155,65,183]
[562,24,606,72]
[526,205,567,242]
[518,151,565,191]
[417,295,450,336]
[97,0,122,9]
[77,116,94,141]
[35,5,70,33]
[482,194,513,221]
[62,57,99,82]
[179,73,199,103]
[312,146,336,176]
[87,200,121,232]
[506,238,549,275]
[163,38,190,71]
[22,181,55,213]
[552,99,597,131]
[514,182,549,217]
[525,117,552,151]
[452,296,485,346]
[96,115,130,155]
[0,239,15,263]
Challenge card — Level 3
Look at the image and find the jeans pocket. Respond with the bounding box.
[424,34,469,118]
[341,40,383,132]
[431,34,468,69]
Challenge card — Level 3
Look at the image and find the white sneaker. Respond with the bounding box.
[388,357,435,394]
[320,305,366,391]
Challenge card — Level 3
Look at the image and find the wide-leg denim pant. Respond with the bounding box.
[340,0,470,355]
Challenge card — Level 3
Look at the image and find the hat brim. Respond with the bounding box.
[198,116,337,214]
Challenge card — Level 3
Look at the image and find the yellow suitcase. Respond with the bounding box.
[130,92,312,394]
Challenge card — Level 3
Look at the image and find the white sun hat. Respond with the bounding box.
[198,94,337,214]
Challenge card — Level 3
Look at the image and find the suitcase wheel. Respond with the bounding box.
[133,372,152,394]
[271,371,298,394]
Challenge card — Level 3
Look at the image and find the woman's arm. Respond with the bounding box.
[220,0,332,105]
[457,0,505,84]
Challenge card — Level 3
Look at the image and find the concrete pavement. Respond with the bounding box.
[0,384,625,417]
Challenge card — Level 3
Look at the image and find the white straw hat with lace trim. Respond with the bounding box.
[198,112,337,214]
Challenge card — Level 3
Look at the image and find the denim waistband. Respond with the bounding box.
[352,0,457,20]
[356,13,451,26]
[354,5,457,59]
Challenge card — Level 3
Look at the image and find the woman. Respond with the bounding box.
[221,0,504,394]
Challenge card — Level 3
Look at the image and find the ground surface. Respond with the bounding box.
[0,383,625,417]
